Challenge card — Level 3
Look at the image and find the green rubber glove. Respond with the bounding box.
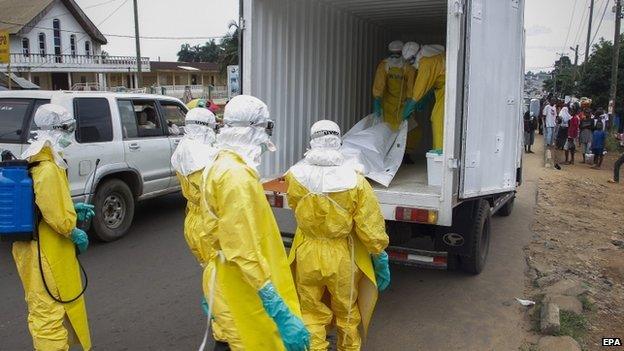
[372,251,391,292]
[71,228,89,254]
[373,97,383,119]
[74,203,95,222]
[402,100,417,120]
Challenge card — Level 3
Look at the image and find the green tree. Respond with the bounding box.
[576,38,624,109]
[217,20,239,73]
[177,40,221,62]
[543,55,577,97]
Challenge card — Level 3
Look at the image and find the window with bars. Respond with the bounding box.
[21,38,29,57]
[53,19,61,63]
[38,33,46,55]
[70,35,76,57]
[85,41,92,57]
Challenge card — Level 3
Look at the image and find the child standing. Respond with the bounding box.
[579,109,594,163]
[592,121,606,169]
[564,108,581,165]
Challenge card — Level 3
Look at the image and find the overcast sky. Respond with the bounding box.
[77,0,619,72]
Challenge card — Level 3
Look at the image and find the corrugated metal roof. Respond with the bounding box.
[0,0,107,44]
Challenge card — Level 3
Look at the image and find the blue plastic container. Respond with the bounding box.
[0,160,35,241]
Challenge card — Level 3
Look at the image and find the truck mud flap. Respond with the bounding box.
[433,200,477,257]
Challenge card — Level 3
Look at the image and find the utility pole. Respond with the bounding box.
[610,0,622,115]
[585,0,595,63]
[133,0,143,88]
[570,45,579,66]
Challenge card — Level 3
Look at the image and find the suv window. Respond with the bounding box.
[118,99,164,138]
[159,100,187,136]
[74,98,113,143]
[0,98,50,143]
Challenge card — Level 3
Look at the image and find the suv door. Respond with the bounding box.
[118,99,173,195]
[62,97,122,197]
[157,99,188,188]
[0,98,50,155]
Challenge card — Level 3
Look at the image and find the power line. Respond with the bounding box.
[589,0,610,48]
[53,0,123,19]
[0,20,227,41]
[572,0,591,47]
[562,0,580,52]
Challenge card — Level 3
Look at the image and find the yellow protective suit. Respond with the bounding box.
[200,150,303,351]
[372,58,416,130]
[12,147,91,351]
[411,54,446,150]
[177,171,240,347]
[285,173,389,351]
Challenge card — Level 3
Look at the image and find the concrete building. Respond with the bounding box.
[0,0,148,90]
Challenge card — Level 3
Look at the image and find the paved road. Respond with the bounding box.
[0,153,540,350]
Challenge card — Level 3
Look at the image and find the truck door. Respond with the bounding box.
[118,99,172,195]
[460,0,524,198]
[157,99,188,187]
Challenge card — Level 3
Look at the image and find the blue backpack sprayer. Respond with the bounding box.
[0,150,99,303]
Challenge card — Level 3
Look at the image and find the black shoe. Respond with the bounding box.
[554,163,561,170]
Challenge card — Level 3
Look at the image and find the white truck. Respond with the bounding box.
[244,0,525,274]
[0,91,188,241]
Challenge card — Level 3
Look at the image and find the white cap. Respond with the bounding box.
[310,120,341,140]
[223,95,270,126]
[388,40,404,53]
[402,42,421,60]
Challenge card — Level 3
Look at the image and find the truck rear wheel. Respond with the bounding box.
[92,179,135,242]
[460,199,491,274]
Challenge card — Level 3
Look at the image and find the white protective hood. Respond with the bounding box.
[21,104,75,169]
[216,95,276,171]
[289,125,358,194]
[171,108,219,176]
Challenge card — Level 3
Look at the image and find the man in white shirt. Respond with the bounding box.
[542,99,557,146]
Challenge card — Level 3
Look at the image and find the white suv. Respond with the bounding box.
[0,90,188,241]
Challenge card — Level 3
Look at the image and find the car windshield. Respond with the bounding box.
[0,99,50,143]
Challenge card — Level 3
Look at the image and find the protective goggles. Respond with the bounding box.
[186,120,216,128]
[225,119,275,136]
[310,129,340,140]
[40,120,76,133]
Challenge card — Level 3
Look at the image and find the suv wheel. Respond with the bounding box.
[92,179,135,242]
[460,199,491,275]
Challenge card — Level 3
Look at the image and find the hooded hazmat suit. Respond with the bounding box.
[170,108,240,348]
[403,43,446,151]
[199,95,309,351]
[372,41,416,131]
[286,120,389,351]
[14,104,91,351]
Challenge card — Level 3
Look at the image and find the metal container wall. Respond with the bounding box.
[243,0,392,178]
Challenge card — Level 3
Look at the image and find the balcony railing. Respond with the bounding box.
[2,53,150,72]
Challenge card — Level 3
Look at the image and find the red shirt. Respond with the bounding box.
[568,114,580,139]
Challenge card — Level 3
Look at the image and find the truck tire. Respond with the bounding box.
[460,199,491,274]
[497,196,515,217]
[92,179,135,242]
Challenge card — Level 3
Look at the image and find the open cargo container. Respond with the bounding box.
[243,0,525,274]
